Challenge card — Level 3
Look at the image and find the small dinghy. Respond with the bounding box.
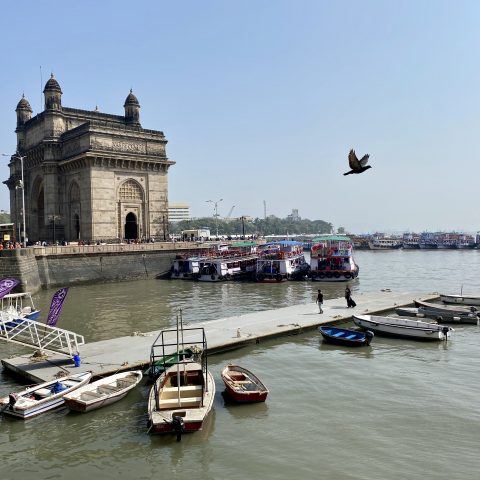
[221,364,269,403]
[0,372,92,419]
[395,306,479,324]
[319,326,374,346]
[64,370,143,412]
[440,293,480,306]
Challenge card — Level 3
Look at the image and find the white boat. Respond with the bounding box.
[368,236,402,250]
[255,241,309,282]
[353,314,453,341]
[309,235,359,281]
[0,292,40,322]
[147,321,214,439]
[63,370,143,412]
[440,294,480,306]
[0,372,92,419]
[168,254,206,279]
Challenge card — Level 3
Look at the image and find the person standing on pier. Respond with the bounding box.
[316,289,324,314]
[345,286,356,308]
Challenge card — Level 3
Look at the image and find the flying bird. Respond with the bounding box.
[343,149,372,176]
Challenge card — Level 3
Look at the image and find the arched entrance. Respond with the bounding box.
[74,214,80,240]
[124,212,138,240]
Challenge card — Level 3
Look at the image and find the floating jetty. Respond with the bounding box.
[1,290,439,383]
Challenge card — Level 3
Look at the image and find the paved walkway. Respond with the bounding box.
[1,290,438,383]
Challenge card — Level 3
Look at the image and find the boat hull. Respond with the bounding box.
[353,315,452,341]
[319,326,373,346]
[395,307,479,324]
[221,365,269,403]
[440,294,480,306]
[64,371,143,412]
[311,270,358,282]
[0,372,92,419]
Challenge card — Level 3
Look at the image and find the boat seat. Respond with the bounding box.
[81,391,104,400]
[333,332,344,337]
[35,388,52,398]
[117,378,136,388]
[345,334,357,340]
[62,380,77,387]
[163,385,202,393]
[160,396,202,408]
[97,384,119,394]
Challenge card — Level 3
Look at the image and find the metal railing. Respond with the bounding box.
[0,317,85,357]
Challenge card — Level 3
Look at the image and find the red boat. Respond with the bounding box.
[221,365,269,403]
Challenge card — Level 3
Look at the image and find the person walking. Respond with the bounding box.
[316,289,324,314]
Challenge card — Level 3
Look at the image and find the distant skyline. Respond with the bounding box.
[1,1,479,233]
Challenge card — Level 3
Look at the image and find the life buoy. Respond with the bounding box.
[318,272,325,279]
[344,272,352,279]
[225,273,231,280]
[334,272,341,279]
[275,274,283,282]
[326,272,333,278]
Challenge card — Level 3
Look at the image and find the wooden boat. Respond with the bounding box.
[147,321,215,439]
[318,326,374,346]
[0,372,92,419]
[353,314,453,341]
[63,370,143,412]
[440,294,480,306]
[221,364,269,403]
[395,306,479,324]
[414,299,478,315]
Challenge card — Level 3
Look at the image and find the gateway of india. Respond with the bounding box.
[4,74,174,244]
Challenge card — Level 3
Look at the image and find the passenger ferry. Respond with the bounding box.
[309,235,359,282]
[195,242,258,282]
[169,254,206,279]
[255,241,309,282]
[368,235,402,250]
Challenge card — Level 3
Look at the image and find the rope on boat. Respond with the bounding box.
[131,331,154,336]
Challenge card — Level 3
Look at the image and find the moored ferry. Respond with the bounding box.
[195,242,258,282]
[309,235,359,282]
[368,235,402,250]
[255,241,309,282]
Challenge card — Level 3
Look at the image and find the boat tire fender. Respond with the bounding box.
[326,272,333,278]
[334,272,341,279]
[257,274,264,282]
[276,274,283,282]
[344,273,351,279]
[318,272,325,279]
[211,274,215,280]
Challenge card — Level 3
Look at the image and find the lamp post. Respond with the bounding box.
[206,198,223,238]
[2,152,27,247]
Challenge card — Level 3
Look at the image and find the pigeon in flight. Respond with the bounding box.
[343,149,372,175]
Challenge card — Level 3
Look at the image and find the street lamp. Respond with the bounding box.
[2,152,27,247]
[206,198,223,238]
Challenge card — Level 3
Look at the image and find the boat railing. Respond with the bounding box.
[0,317,85,357]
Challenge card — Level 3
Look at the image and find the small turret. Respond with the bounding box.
[16,94,33,126]
[43,73,62,110]
[124,89,140,126]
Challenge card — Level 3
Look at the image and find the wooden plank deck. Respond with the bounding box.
[1,290,439,383]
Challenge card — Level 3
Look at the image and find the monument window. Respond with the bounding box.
[119,180,143,200]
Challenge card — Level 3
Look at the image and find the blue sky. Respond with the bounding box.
[1,1,479,233]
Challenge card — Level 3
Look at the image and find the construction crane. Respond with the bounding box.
[226,205,235,219]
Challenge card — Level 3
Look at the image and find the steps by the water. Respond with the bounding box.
[1,290,439,383]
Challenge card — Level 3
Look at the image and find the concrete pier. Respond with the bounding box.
[1,290,439,383]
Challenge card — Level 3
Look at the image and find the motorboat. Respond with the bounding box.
[353,314,453,341]
[0,372,92,419]
[439,294,480,307]
[395,306,479,324]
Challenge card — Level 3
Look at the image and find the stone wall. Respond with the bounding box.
[0,246,194,292]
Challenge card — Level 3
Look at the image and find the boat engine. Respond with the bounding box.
[365,330,374,346]
[172,415,185,442]
[8,392,18,407]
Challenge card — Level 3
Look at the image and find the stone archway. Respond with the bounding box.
[124,212,138,240]
[69,182,81,240]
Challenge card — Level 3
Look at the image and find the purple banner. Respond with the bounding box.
[0,278,20,300]
[46,288,69,327]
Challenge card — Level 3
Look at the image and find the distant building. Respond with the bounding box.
[287,209,301,221]
[168,202,190,222]
[181,228,210,241]
[3,75,174,243]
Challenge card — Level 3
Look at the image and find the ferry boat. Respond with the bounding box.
[169,254,205,279]
[309,235,359,282]
[368,235,402,250]
[195,242,258,282]
[401,233,420,249]
[255,241,309,282]
[0,292,41,322]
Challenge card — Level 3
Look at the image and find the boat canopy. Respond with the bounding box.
[312,235,352,242]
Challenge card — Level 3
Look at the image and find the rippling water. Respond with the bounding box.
[1,250,480,480]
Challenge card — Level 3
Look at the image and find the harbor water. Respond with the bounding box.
[1,249,480,480]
